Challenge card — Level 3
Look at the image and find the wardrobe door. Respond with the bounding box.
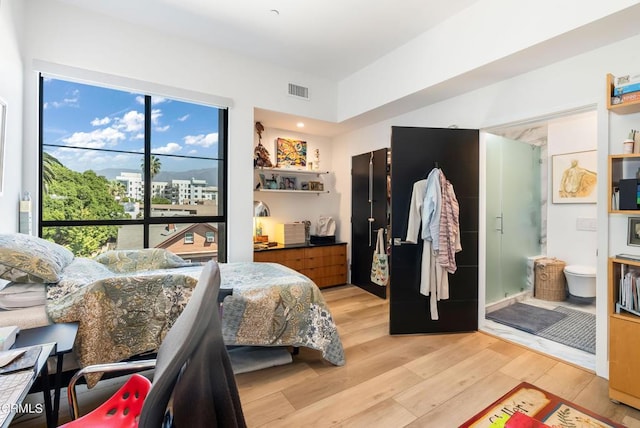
[351,149,388,298]
[389,127,479,334]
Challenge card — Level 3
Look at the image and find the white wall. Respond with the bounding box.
[0,0,24,233]
[252,126,340,241]
[332,34,640,378]
[19,0,339,261]
[546,111,598,267]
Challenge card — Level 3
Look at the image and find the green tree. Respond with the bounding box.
[108,180,127,201]
[42,154,127,256]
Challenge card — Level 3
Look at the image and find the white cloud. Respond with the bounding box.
[154,142,182,154]
[62,127,125,149]
[178,114,190,122]
[136,96,168,106]
[91,116,111,126]
[116,110,145,133]
[155,125,170,132]
[151,109,162,125]
[49,89,80,108]
[184,132,218,148]
[151,96,168,105]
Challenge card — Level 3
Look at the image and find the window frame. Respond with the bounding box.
[38,74,228,262]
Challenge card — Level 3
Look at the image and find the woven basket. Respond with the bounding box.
[534,258,567,301]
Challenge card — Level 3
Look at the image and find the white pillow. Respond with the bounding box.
[0,283,46,309]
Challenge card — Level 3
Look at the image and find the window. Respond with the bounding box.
[40,76,227,262]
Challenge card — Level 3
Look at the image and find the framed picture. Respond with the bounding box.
[0,98,5,196]
[551,150,597,204]
[628,217,640,246]
[276,138,307,168]
[281,176,297,190]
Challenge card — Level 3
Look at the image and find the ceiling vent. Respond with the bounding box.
[288,83,310,100]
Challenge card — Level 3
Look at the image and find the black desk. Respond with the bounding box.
[0,342,55,428]
[13,323,79,427]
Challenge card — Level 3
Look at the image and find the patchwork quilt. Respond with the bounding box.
[45,251,344,387]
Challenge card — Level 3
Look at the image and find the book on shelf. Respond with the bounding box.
[611,91,640,105]
[615,73,640,86]
[613,81,640,96]
[618,268,640,316]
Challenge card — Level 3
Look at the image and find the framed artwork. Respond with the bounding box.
[276,138,307,167]
[628,217,640,246]
[0,98,5,196]
[551,150,597,204]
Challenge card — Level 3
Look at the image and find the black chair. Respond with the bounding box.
[60,260,246,427]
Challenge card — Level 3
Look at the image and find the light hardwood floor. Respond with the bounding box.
[11,284,640,427]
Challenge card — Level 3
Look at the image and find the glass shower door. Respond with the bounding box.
[486,134,541,304]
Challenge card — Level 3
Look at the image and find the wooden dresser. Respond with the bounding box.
[253,243,347,288]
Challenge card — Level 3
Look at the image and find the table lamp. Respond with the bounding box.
[253,200,270,243]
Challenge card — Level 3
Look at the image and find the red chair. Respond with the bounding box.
[60,374,151,427]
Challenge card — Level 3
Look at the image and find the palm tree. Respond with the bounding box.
[42,152,62,193]
[141,155,162,179]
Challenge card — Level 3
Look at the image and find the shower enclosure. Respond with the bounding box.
[485,134,542,304]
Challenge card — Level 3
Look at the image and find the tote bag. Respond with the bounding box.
[370,228,389,286]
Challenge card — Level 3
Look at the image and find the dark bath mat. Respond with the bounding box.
[486,302,567,334]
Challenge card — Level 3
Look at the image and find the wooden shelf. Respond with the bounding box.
[607,73,640,114]
[254,167,329,176]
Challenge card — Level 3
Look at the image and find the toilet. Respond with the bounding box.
[563,265,596,298]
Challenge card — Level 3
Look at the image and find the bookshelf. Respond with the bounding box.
[608,72,640,409]
[609,257,640,409]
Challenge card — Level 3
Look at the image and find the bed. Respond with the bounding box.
[0,234,345,386]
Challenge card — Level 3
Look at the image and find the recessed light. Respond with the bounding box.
[296,122,304,128]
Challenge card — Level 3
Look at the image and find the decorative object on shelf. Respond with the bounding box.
[280,176,297,190]
[254,122,273,168]
[276,138,307,168]
[551,150,597,204]
[624,138,635,154]
[300,181,309,190]
[628,217,640,246]
[253,200,271,243]
[309,181,324,191]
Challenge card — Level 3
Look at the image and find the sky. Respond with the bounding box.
[41,77,222,174]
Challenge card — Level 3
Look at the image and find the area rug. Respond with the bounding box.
[486,303,596,354]
[537,306,596,354]
[460,382,624,428]
[486,303,567,334]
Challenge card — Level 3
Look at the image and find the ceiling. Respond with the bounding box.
[51,1,640,138]
[55,0,479,81]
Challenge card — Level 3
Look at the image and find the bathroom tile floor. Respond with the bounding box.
[482,295,596,371]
